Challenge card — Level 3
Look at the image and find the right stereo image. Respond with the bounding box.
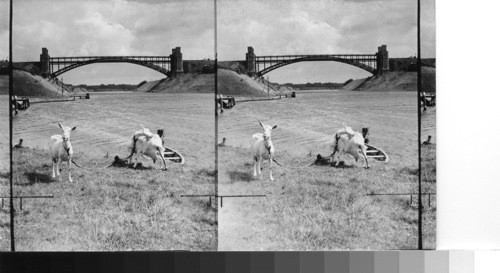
[216,0,436,251]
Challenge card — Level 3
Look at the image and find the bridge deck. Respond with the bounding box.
[50,56,170,64]
[256,54,376,59]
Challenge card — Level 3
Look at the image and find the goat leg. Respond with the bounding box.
[57,158,62,181]
[333,152,341,167]
[157,155,167,171]
[127,137,137,159]
[132,153,139,169]
[258,158,263,180]
[68,159,73,183]
[269,157,274,181]
[52,157,56,179]
[360,148,369,169]
[157,147,168,171]
[253,157,258,178]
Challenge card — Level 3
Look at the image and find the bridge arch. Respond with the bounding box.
[256,56,377,77]
[50,57,171,78]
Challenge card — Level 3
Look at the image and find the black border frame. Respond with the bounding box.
[4,0,429,253]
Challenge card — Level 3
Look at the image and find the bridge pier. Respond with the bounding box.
[377,45,389,75]
[40,47,51,78]
[246,46,256,76]
[170,47,183,77]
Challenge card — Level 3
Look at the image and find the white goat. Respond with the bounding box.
[128,126,167,170]
[331,123,369,169]
[251,122,277,181]
[127,125,154,157]
[134,125,154,139]
[50,123,76,182]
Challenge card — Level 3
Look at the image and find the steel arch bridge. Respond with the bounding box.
[244,45,389,77]
[255,54,378,77]
[49,56,171,78]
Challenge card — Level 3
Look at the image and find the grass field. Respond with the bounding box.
[0,175,11,251]
[7,92,217,250]
[218,90,436,250]
[1,94,10,251]
[0,89,437,250]
[0,95,9,172]
[12,92,214,169]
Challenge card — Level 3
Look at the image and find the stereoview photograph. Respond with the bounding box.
[216,0,436,250]
[6,0,216,251]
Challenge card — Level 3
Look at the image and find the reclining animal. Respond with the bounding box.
[331,123,369,169]
[127,125,154,158]
[128,125,167,170]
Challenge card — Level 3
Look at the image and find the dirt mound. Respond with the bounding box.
[0,75,8,95]
[217,69,279,97]
[342,68,436,93]
[362,72,417,91]
[12,70,67,97]
[421,67,436,93]
[135,79,165,92]
[342,78,369,90]
[136,73,214,93]
[138,69,278,95]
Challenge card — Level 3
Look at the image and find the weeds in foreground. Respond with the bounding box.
[218,146,436,250]
[11,147,217,251]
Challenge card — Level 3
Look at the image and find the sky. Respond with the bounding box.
[218,0,435,83]
[0,0,435,85]
[7,0,214,85]
[0,1,8,61]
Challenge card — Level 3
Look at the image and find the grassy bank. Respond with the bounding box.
[0,174,11,251]
[218,146,435,250]
[10,147,216,251]
[12,70,71,98]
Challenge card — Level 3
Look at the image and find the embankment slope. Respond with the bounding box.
[135,69,282,96]
[217,69,269,96]
[0,75,7,95]
[217,69,295,97]
[2,70,214,96]
[216,66,435,95]
[137,73,214,93]
[6,70,67,97]
[343,67,436,92]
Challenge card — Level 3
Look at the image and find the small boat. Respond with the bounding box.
[365,144,389,162]
[163,146,185,164]
[421,92,436,106]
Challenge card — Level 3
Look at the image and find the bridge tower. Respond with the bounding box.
[170,47,183,77]
[40,47,51,78]
[246,46,256,76]
[377,45,389,75]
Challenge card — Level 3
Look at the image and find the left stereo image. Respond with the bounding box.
[2,0,216,251]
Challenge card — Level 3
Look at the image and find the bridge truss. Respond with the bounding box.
[255,54,378,76]
[49,56,171,78]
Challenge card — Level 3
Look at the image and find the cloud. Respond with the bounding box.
[421,0,435,58]
[217,0,430,83]
[218,1,342,59]
[12,0,214,60]
[0,1,9,60]
[219,0,421,59]
[9,0,214,84]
